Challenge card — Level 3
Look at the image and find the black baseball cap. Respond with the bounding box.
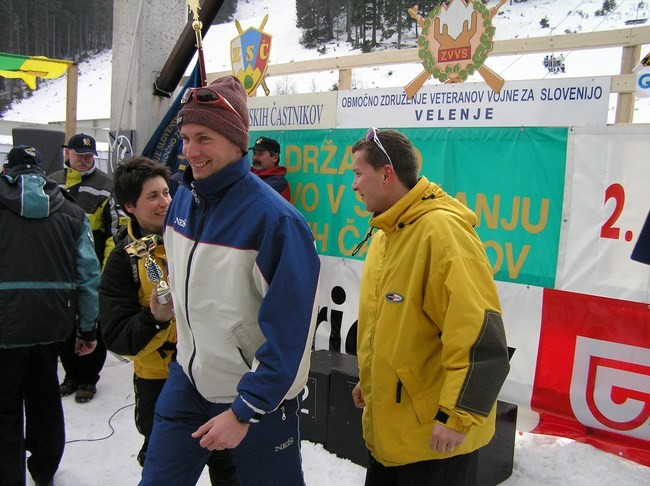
[250,137,280,154]
[4,145,43,169]
[63,133,98,155]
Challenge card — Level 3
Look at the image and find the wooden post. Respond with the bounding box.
[615,45,641,124]
[339,68,352,91]
[65,63,78,139]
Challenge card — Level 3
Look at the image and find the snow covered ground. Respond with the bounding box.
[49,353,648,486]
[4,0,649,484]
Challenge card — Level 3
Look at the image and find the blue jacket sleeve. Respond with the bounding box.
[231,214,320,422]
[76,217,101,338]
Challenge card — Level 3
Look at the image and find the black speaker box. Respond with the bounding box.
[326,361,368,468]
[301,350,360,446]
[12,128,66,175]
[306,350,517,484]
[476,401,518,486]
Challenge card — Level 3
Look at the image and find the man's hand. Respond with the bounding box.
[192,408,249,451]
[352,382,365,408]
[149,288,173,323]
[75,338,97,356]
[430,422,467,454]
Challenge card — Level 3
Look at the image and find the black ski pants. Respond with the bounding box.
[60,321,107,385]
[0,343,65,486]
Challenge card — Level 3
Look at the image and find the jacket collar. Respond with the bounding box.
[123,219,164,246]
[65,161,97,177]
[370,176,478,234]
[370,177,431,233]
[182,155,250,200]
[250,164,287,177]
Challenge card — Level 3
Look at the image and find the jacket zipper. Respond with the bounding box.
[185,191,210,387]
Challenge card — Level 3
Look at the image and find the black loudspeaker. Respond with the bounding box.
[12,128,66,175]
[301,350,360,447]
[306,349,517,484]
[301,351,333,445]
[326,361,368,468]
[476,401,518,486]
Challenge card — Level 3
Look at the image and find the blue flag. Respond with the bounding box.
[142,62,201,175]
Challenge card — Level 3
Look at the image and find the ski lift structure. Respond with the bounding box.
[543,53,566,74]
[624,1,647,25]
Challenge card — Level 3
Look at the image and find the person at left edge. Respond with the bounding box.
[0,145,100,486]
[51,133,126,404]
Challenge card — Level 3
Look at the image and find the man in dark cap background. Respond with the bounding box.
[51,133,127,404]
[250,136,291,202]
[0,145,100,486]
[141,76,320,485]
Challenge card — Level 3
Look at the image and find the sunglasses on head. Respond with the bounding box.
[181,87,243,123]
[365,127,393,168]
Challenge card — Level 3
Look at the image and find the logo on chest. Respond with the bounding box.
[385,293,404,303]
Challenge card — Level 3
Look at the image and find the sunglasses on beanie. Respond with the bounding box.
[181,87,244,123]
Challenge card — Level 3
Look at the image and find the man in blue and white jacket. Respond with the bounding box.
[140,76,320,486]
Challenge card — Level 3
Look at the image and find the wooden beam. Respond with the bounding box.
[611,73,636,93]
[65,63,78,140]
[491,26,650,56]
[339,68,352,90]
[206,26,650,83]
[615,45,642,123]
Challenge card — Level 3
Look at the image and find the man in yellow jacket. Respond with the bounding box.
[350,128,510,485]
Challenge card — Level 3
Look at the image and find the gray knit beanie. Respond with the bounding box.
[177,76,250,153]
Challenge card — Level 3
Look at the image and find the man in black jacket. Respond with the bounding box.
[52,133,126,403]
[0,146,100,486]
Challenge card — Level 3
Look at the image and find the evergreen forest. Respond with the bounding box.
[0,0,503,114]
[0,0,238,113]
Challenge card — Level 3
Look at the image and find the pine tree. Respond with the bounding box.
[0,0,114,115]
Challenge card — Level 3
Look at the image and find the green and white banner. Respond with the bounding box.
[253,126,567,288]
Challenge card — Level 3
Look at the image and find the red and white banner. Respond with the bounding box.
[531,289,650,465]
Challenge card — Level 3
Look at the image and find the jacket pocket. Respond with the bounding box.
[395,366,436,425]
[227,323,266,368]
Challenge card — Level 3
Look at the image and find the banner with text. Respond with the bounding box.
[556,125,650,304]
[248,91,337,130]
[531,288,650,465]
[336,77,610,128]
[253,126,567,288]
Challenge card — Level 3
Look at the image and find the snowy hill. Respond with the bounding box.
[3,0,649,124]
